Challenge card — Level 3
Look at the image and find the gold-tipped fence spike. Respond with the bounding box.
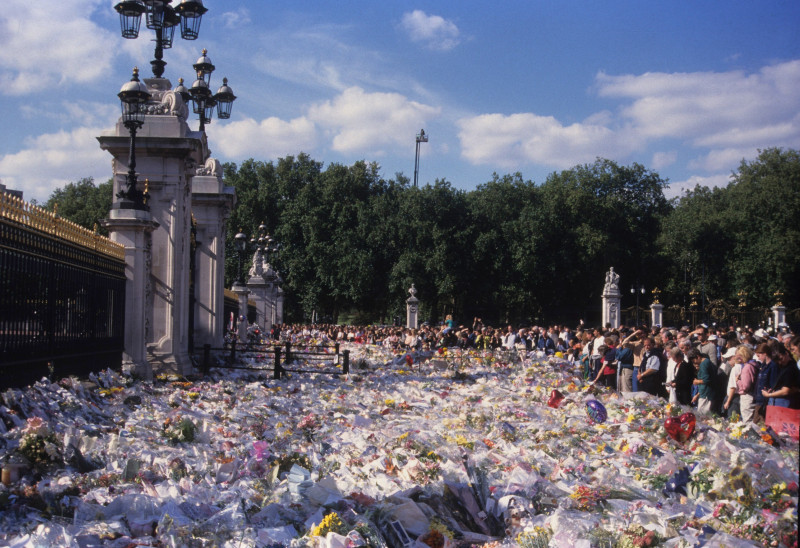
[0,192,123,261]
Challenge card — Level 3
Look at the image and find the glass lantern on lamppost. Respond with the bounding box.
[114,0,208,78]
[184,49,237,132]
[116,67,151,210]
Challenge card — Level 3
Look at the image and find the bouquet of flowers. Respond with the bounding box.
[298,412,321,442]
[17,417,60,468]
[162,416,197,444]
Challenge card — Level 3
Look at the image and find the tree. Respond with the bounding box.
[658,148,800,311]
[465,173,538,323]
[522,159,670,323]
[43,177,114,235]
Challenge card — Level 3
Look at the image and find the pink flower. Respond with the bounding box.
[22,416,48,437]
[251,441,270,462]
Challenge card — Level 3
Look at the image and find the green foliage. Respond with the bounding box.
[42,148,798,325]
[660,147,800,308]
[43,177,113,236]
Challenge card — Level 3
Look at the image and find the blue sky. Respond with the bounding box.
[1,1,799,203]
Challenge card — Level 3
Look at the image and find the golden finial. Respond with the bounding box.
[651,287,661,304]
[689,289,698,308]
[53,203,58,217]
[93,223,99,234]
[774,290,784,307]
[143,179,150,205]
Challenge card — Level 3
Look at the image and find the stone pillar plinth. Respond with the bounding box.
[231,283,250,342]
[245,248,282,334]
[601,267,621,329]
[275,287,284,326]
[773,305,786,329]
[192,175,235,349]
[651,303,664,328]
[406,284,419,329]
[102,208,159,379]
[98,77,205,375]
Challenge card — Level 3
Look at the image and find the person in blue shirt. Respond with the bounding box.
[754,342,778,420]
[763,341,800,409]
[688,348,715,414]
[537,333,555,355]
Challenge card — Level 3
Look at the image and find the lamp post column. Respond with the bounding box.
[414,129,428,187]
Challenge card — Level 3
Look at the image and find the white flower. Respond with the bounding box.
[44,441,60,460]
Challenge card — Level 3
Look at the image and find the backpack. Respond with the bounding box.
[738,360,760,397]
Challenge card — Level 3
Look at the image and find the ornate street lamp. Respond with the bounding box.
[631,284,645,326]
[414,128,428,188]
[184,50,236,132]
[114,0,208,78]
[116,67,151,209]
[233,229,248,285]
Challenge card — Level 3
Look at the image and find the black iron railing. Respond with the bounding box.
[200,341,348,380]
[0,193,126,386]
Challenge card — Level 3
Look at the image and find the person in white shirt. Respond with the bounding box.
[722,346,742,419]
[503,325,517,349]
[665,344,681,404]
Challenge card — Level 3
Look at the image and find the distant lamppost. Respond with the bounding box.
[249,223,269,269]
[116,67,151,209]
[414,128,428,187]
[177,49,237,132]
[631,284,645,326]
[233,229,248,286]
[114,0,208,78]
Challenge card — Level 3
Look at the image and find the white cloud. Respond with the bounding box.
[210,117,317,160]
[219,7,251,29]
[400,10,460,51]
[664,173,733,199]
[0,125,113,202]
[652,151,677,170]
[688,148,754,172]
[457,112,638,170]
[0,0,118,95]
[596,60,800,149]
[457,61,800,176]
[307,87,440,155]
[248,24,387,93]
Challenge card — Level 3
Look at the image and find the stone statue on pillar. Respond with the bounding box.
[246,241,283,333]
[406,284,420,329]
[602,268,622,329]
[604,267,620,293]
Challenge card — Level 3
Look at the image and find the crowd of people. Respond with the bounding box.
[258,318,800,420]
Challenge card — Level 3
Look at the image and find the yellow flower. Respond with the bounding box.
[596,442,607,454]
[310,512,345,537]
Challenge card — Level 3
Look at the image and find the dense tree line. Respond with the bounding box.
[43,148,799,326]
